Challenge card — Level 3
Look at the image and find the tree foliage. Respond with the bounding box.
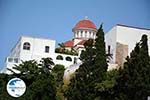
[115,34,150,100]
[55,43,78,56]
[52,64,65,100]
[66,24,108,100]
[0,58,57,100]
[0,33,149,100]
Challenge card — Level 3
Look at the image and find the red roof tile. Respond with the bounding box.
[74,19,97,30]
[64,40,74,47]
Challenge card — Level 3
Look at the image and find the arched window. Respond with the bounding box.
[80,31,83,38]
[56,55,63,60]
[66,56,72,62]
[89,31,92,38]
[23,42,30,50]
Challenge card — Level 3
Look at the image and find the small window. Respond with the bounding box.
[66,56,72,62]
[23,42,30,50]
[108,45,111,54]
[45,46,50,53]
[89,32,92,37]
[56,55,63,60]
[8,58,13,62]
[74,57,77,64]
[84,31,87,38]
[14,58,19,63]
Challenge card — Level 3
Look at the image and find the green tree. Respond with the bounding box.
[66,39,96,100]
[115,34,150,100]
[52,64,65,100]
[8,60,39,86]
[26,58,56,100]
[52,64,65,87]
[95,70,119,100]
[0,73,13,100]
[25,72,56,100]
[94,24,108,82]
[39,57,54,74]
[6,58,57,100]
[55,43,66,53]
[66,24,108,100]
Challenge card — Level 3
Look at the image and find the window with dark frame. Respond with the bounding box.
[8,58,13,62]
[66,56,72,62]
[45,46,50,53]
[56,55,63,60]
[108,45,111,54]
[14,58,19,63]
[23,42,30,50]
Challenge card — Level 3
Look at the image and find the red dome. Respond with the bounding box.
[74,19,96,30]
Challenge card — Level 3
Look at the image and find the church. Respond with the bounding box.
[1,18,150,74]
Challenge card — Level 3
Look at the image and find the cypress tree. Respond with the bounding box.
[66,39,96,100]
[116,34,150,100]
[66,24,108,100]
[94,24,108,82]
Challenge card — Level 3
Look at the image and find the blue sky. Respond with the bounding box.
[0,0,149,69]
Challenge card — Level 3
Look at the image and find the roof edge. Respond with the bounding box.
[117,24,150,31]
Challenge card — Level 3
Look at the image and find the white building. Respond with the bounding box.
[106,24,150,68]
[2,18,150,74]
[2,36,79,74]
[63,18,97,55]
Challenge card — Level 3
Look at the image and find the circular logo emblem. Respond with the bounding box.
[7,78,26,97]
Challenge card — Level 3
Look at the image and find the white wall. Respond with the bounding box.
[4,36,56,74]
[105,26,117,63]
[54,53,79,68]
[74,29,97,39]
[4,36,81,74]
[20,36,56,62]
[74,38,83,46]
[116,26,150,55]
[10,38,21,58]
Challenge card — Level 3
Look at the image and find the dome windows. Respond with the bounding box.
[74,29,97,39]
[73,19,97,39]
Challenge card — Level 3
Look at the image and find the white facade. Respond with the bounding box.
[105,24,150,67]
[2,22,150,74]
[73,29,97,39]
[3,36,79,74]
[116,25,150,55]
[105,26,117,63]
